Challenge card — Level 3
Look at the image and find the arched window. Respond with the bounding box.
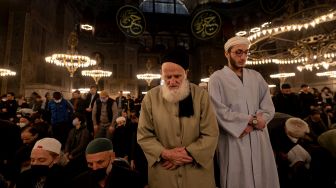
[139,0,189,15]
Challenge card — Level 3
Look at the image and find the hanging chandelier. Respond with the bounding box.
[82,69,112,84]
[270,72,295,85]
[270,72,295,78]
[45,31,96,77]
[246,33,336,72]
[236,10,336,44]
[137,59,161,87]
[239,5,336,72]
[0,68,16,76]
[136,73,161,86]
[316,71,336,78]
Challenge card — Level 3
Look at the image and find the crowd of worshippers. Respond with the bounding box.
[0,82,335,188]
[0,42,336,188]
[0,88,147,188]
[270,83,336,187]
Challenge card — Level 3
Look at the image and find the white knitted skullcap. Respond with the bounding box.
[285,118,310,138]
[33,138,62,155]
[224,36,251,52]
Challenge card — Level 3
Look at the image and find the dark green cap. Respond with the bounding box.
[85,138,113,154]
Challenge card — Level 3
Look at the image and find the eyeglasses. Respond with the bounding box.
[231,49,249,57]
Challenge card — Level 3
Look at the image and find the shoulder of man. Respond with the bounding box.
[15,169,34,188]
[108,162,143,188]
[71,170,94,188]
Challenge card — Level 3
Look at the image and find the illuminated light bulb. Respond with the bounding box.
[250,27,260,33]
[328,13,334,19]
[310,21,316,27]
[322,62,330,70]
[298,25,303,30]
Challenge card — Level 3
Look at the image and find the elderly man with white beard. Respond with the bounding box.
[137,47,219,188]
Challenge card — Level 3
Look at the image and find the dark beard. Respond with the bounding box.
[229,55,241,70]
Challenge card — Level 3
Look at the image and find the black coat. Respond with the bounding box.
[16,165,69,188]
[268,112,297,154]
[71,161,143,188]
[272,93,302,117]
[85,93,100,109]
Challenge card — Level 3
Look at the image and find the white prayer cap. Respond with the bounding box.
[19,108,34,115]
[33,138,62,155]
[285,118,310,138]
[224,36,251,52]
[116,116,126,123]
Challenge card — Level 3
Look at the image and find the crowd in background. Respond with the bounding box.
[270,83,336,187]
[0,82,335,187]
[0,85,146,187]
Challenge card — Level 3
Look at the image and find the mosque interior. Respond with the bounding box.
[1,0,336,98]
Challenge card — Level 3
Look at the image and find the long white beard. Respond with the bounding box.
[162,78,190,103]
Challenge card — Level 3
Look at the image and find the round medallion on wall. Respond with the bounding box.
[191,9,222,40]
[116,5,146,38]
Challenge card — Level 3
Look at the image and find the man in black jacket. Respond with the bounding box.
[272,83,302,117]
[71,138,143,188]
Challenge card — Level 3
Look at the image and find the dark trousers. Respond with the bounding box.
[52,122,70,148]
[85,112,94,134]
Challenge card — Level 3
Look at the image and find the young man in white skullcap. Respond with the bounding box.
[208,36,280,188]
[16,138,69,188]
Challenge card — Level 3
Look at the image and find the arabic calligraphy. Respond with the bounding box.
[191,10,221,40]
[117,6,146,37]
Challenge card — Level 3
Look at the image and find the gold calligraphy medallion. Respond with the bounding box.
[191,9,222,40]
[117,5,146,38]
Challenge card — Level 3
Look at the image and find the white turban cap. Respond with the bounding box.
[285,118,310,138]
[224,36,251,52]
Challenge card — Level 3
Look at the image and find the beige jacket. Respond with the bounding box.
[137,83,219,188]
